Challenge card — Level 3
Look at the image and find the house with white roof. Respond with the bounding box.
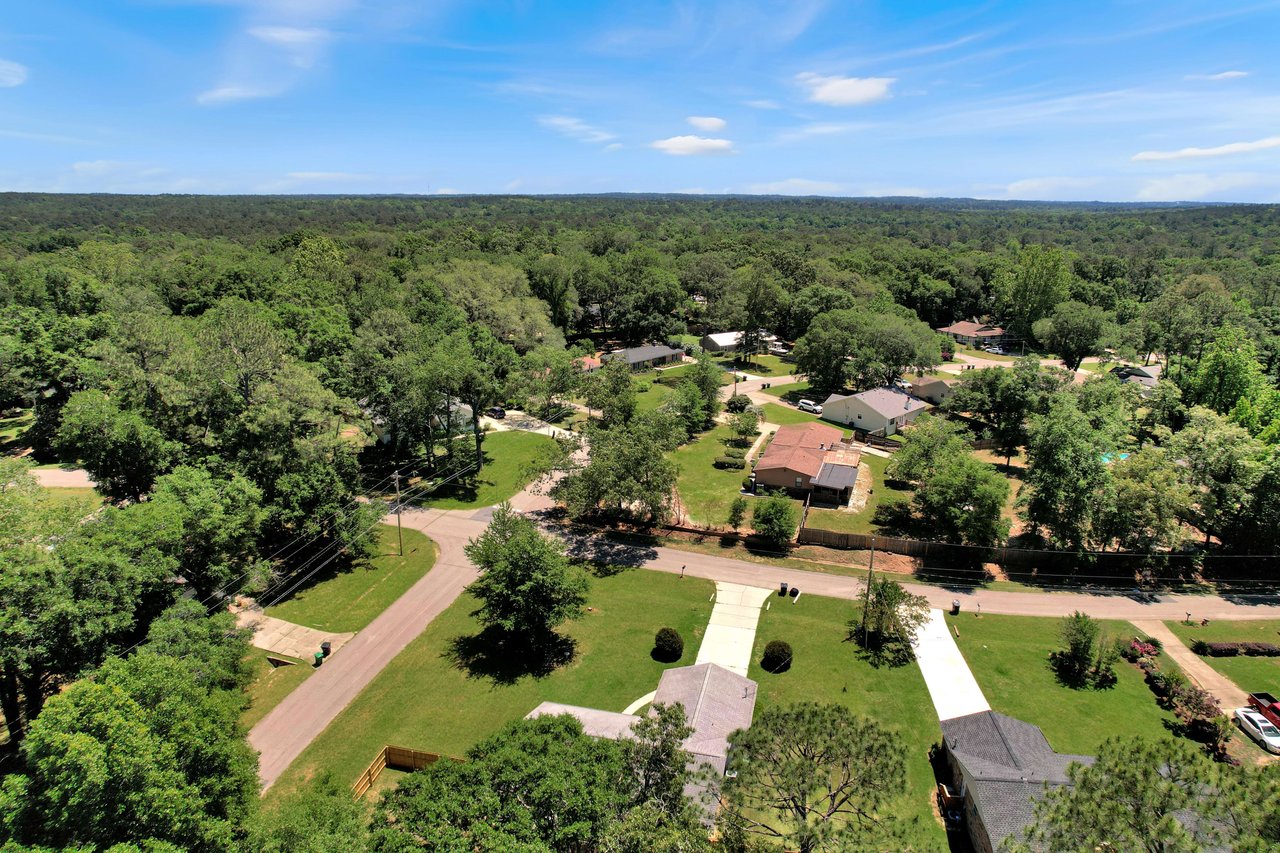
[820,386,929,436]
[700,331,743,353]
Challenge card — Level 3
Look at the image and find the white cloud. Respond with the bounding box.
[650,135,735,156]
[1185,70,1248,81]
[748,177,842,195]
[248,26,333,68]
[686,116,726,131]
[197,84,281,105]
[745,99,781,109]
[1133,135,1280,161]
[1002,176,1102,198]
[1136,172,1272,201]
[0,59,28,88]
[773,122,872,144]
[538,115,616,145]
[796,72,894,106]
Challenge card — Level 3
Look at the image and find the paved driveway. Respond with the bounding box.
[911,609,991,721]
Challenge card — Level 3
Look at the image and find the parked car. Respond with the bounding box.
[1235,707,1280,753]
[797,399,822,414]
[1248,692,1280,726]
[484,406,506,419]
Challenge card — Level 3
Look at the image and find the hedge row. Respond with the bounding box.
[714,457,747,470]
[1191,640,1280,657]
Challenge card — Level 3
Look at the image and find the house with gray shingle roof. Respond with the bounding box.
[820,386,929,436]
[602,344,683,369]
[938,710,1094,853]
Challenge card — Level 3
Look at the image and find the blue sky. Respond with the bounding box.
[2,1,1278,201]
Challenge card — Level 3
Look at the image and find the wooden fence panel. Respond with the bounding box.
[352,745,461,799]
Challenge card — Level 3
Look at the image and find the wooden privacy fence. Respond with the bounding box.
[352,745,460,798]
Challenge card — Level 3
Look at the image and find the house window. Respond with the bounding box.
[795,477,802,488]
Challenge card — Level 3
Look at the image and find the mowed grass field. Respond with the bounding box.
[266,526,437,633]
[747,593,947,851]
[670,424,750,527]
[1165,619,1280,696]
[805,454,912,536]
[265,570,716,804]
[953,613,1178,755]
[415,430,554,510]
[241,652,312,729]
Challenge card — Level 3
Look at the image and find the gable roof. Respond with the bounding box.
[653,663,757,774]
[938,320,1004,337]
[911,376,955,394]
[604,344,683,364]
[755,422,848,479]
[525,702,640,740]
[941,711,1094,848]
[1110,364,1161,387]
[703,331,742,348]
[824,386,930,419]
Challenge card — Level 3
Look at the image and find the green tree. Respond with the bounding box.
[885,413,970,483]
[585,358,638,427]
[1032,299,1108,370]
[851,578,930,665]
[667,380,708,439]
[549,411,681,521]
[1053,611,1100,687]
[1012,737,1267,852]
[751,491,798,546]
[464,504,589,647]
[1187,325,1265,414]
[1098,448,1191,553]
[683,351,723,425]
[727,496,748,530]
[1020,395,1113,549]
[728,409,759,445]
[1003,245,1072,339]
[794,308,940,394]
[248,772,371,853]
[1170,407,1264,545]
[946,357,1070,465]
[720,703,907,853]
[56,389,177,501]
[914,454,1010,546]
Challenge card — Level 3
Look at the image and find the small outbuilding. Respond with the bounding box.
[700,331,743,353]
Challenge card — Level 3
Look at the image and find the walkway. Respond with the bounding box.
[233,606,355,660]
[911,609,991,721]
[1132,620,1250,710]
[32,467,94,488]
[694,582,774,676]
[249,505,489,789]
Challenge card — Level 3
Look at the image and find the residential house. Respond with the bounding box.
[602,344,684,370]
[938,710,1094,853]
[910,376,956,406]
[701,331,743,353]
[576,354,603,373]
[527,662,758,816]
[1110,363,1161,391]
[820,386,929,436]
[938,320,1005,348]
[753,422,862,504]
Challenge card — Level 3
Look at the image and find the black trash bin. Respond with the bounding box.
[780,582,789,597]
[951,599,961,616]
[789,587,800,599]
[321,641,332,657]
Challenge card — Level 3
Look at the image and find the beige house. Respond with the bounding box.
[937,320,1005,348]
[820,386,929,436]
[910,376,955,406]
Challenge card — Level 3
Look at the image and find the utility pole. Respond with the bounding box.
[392,470,404,557]
[861,536,875,648]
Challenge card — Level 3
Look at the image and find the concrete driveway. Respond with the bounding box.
[911,609,991,721]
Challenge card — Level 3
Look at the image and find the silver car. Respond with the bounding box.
[797,399,822,414]
[1235,707,1280,753]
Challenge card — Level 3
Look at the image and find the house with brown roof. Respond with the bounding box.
[753,422,862,504]
[910,376,956,406]
[938,320,1005,348]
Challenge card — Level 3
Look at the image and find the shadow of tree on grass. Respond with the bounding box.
[446,626,577,685]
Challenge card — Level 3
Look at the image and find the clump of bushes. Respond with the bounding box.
[761,640,793,673]
[725,394,752,413]
[714,456,746,470]
[1191,640,1280,657]
[653,628,684,663]
[1120,637,1163,662]
[723,447,747,460]
[1135,650,1231,758]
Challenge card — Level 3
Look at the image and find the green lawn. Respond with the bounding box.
[633,379,676,413]
[805,454,912,535]
[760,380,811,401]
[416,430,555,509]
[266,526,437,633]
[954,614,1178,756]
[0,410,32,446]
[241,651,312,729]
[958,345,1017,362]
[759,403,853,439]
[654,363,732,386]
[748,594,947,851]
[1165,619,1280,696]
[670,425,750,527]
[265,570,716,803]
[716,354,795,377]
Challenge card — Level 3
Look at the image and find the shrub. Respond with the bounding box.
[752,491,799,546]
[742,476,755,491]
[1121,638,1161,662]
[653,628,684,663]
[727,496,748,530]
[726,394,752,413]
[714,456,747,470]
[761,640,793,673]
[1197,640,1280,657]
[723,447,747,459]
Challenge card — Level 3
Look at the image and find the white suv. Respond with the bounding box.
[797,399,822,414]
[1235,707,1280,753]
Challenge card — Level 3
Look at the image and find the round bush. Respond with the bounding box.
[653,627,684,663]
[761,639,793,673]
[724,447,747,459]
[726,394,752,413]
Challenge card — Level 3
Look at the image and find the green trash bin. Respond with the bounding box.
[313,651,324,667]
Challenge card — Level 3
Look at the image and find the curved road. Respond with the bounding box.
[248,484,1280,790]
